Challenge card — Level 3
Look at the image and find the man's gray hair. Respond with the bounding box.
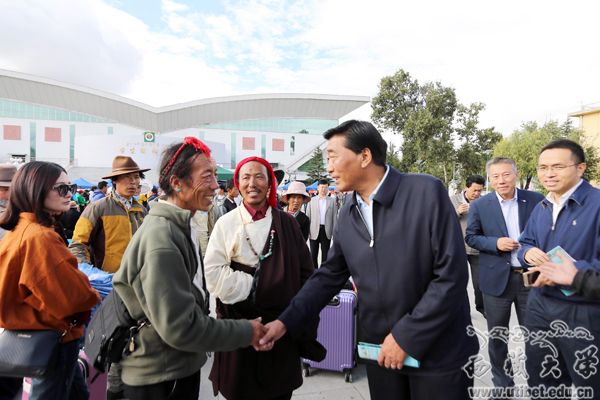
[486,157,517,174]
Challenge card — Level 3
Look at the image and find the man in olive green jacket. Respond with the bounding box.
[113,200,259,389]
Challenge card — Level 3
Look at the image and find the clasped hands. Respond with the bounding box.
[248,318,284,351]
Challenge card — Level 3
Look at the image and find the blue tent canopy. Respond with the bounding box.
[305,181,319,190]
[73,177,94,189]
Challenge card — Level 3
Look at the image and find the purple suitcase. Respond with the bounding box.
[77,351,107,400]
[302,289,357,382]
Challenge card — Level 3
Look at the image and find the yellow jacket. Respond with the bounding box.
[69,193,146,273]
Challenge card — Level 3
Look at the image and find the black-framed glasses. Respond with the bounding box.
[53,183,77,197]
[536,163,580,173]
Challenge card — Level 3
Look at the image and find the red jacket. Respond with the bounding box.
[0,213,100,342]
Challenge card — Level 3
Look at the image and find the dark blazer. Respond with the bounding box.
[222,197,237,213]
[293,211,310,242]
[465,189,544,297]
[279,168,479,372]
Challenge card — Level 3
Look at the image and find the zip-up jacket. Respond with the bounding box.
[518,180,600,303]
[69,193,146,273]
[113,201,253,386]
[279,167,479,373]
[0,213,100,342]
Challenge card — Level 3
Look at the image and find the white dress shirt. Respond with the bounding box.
[495,191,521,267]
[355,166,390,240]
[546,179,583,229]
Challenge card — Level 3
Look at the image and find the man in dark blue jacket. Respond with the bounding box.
[465,157,543,393]
[259,120,479,400]
[518,139,600,399]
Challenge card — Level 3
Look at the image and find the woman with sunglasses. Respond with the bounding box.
[0,161,101,399]
[112,137,264,400]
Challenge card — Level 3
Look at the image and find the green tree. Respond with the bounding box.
[454,103,503,183]
[386,142,402,170]
[305,147,326,182]
[372,69,500,186]
[493,120,599,189]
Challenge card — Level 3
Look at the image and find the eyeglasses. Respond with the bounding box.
[536,163,579,173]
[53,183,78,197]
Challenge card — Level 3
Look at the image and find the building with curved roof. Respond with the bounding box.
[0,69,369,184]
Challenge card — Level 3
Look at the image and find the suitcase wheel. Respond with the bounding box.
[302,363,311,377]
[344,371,352,383]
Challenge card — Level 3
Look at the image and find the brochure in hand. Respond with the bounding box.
[357,342,420,368]
[546,246,576,296]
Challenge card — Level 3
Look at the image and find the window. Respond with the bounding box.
[45,127,62,142]
[272,138,285,152]
[3,125,21,140]
[242,137,255,150]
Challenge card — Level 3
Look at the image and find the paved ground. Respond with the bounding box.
[198,270,528,399]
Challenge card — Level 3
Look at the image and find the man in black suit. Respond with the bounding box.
[222,179,238,213]
[466,157,543,394]
[259,120,478,400]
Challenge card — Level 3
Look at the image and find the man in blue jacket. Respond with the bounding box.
[518,139,600,398]
[259,120,479,400]
[465,157,543,393]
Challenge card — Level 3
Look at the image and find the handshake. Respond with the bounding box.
[248,318,288,351]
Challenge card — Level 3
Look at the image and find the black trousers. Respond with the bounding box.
[467,254,484,314]
[309,225,330,268]
[0,377,21,400]
[482,271,529,389]
[123,371,200,400]
[365,364,472,400]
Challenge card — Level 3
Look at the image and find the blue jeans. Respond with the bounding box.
[30,339,87,400]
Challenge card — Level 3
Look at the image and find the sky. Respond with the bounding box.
[1,0,599,138]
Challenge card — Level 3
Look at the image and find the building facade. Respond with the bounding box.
[0,69,369,184]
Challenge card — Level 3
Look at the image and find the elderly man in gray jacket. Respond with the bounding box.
[450,174,485,316]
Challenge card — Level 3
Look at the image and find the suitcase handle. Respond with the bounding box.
[328,296,340,306]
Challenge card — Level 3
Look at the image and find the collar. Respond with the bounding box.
[113,191,133,207]
[543,179,584,207]
[158,198,182,209]
[147,201,193,234]
[495,189,517,204]
[286,208,300,217]
[243,201,270,221]
[462,191,470,203]
[351,165,400,209]
[355,165,390,206]
[20,212,38,223]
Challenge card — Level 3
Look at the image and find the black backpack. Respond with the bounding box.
[84,289,147,373]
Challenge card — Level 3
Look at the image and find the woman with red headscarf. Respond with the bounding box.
[204,157,323,400]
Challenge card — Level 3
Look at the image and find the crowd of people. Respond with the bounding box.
[0,120,599,400]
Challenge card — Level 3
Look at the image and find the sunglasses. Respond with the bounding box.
[53,183,78,197]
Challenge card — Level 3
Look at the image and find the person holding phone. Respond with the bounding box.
[518,139,600,398]
[527,254,600,300]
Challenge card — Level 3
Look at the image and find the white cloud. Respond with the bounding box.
[0,0,144,94]
[1,0,599,135]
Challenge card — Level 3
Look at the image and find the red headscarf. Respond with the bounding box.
[233,156,278,209]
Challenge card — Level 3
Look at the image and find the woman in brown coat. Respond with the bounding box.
[0,161,101,399]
